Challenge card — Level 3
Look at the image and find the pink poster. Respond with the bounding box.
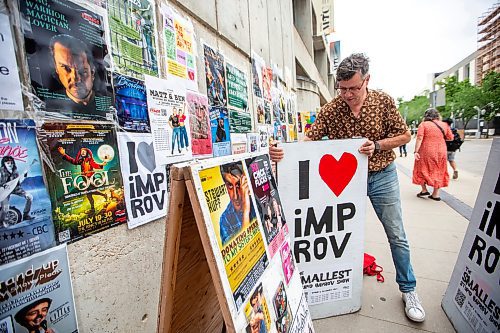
[186,91,213,157]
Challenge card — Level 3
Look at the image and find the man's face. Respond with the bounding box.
[23,302,49,329]
[53,42,94,102]
[218,118,224,127]
[4,160,14,172]
[80,149,87,157]
[337,72,368,109]
[222,171,244,212]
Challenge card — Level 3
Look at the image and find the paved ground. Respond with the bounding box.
[313,138,495,333]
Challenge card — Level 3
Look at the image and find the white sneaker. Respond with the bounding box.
[402,291,426,322]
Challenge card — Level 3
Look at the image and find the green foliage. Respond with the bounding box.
[398,95,430,125]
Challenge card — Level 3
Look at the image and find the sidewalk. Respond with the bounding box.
[313,140,483,332]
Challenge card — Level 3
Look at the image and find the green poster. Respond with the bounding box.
[226,63,248,111]
[229,109,252,133]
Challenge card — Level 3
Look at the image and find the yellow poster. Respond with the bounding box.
[199,162,268,308]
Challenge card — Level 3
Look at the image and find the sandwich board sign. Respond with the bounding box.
[442,138,500,333]
[277,139,368,319]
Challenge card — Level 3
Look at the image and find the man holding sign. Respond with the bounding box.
[270,53,425,322]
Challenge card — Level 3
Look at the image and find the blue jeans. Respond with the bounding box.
[172,127,181,153]
[179,126,189,148]
[368,162,416,293]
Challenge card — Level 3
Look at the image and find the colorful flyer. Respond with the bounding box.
[113,73,150,132]
[245,154,288,258]
[0,14,23,111]
[40,122,127,244]
[118,132,168,229]
[145,75,192,165]
[279,240,295,285]
[0,244,78,333]
[204,44,227,107]
[198,161,268,309]
[186,91,212,157]
[210,106,231,157]
[273,281,293,333]
[246,133,259,153]
[244,283,271,333]
[226,62,248,112]
[19,0,113,119]
[108,0,159,78]
[0,120,55,265]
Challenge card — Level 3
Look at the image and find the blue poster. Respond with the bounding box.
[210,106,231,157]
[114,73,151,132]
[0,119,55,265]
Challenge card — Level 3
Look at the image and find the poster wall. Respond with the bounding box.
[108,0,159,78]
[19,0,113,119]
[118,132,168,229]
[278,139,368,319]
[113,73,150,132]
[186,91,212,157]
[0,14,23,111]
[145,75,192,165]
[161,4,197,91]
[442,138,500,333]
[0,244,78,333]
[0,120,55,265]
[40,122,127,244]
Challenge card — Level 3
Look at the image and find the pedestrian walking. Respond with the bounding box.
[269,53,426,322]
[443,118,461,179]
[399,144,407,157]
[413,109,453,200]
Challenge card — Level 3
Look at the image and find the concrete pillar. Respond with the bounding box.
[296,75,320,112]
[293,0,313,57]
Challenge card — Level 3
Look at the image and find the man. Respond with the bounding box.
[216,117,227,142]
[0,156,33,225]
[270,53,425,322]
[46,34,97,115]
[219,163,255,245]
[247,287,267,333]
[168,107,181,154]
[14,298,56,333]
[444,118,460,179]
[58,147,107,214]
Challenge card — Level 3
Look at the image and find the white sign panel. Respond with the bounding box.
[442,138,500,333]
[145,75,192,165]
[0,14,23,111]
[118,132,168,229]
[278,139,368,319]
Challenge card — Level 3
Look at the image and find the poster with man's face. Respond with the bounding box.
[20,0,113,120]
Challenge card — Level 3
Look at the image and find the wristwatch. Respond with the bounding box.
[374,141,381,153]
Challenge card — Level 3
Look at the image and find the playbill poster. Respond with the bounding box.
[19,0,113,119]
[210,106,231,157]
[0,244,78,333]
[113,73,150,132]
[203,44,227,108]
[278,140,368,316]
[145,75,192,165]
[108,0,158,78]
[186,91,212,157]
[118,132,167,229]
[40,122,127,244]
[198,161,268,309]
[0,120,55,265]
[0,14,23,111]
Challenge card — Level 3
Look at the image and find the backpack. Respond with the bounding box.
[363,253,384,282]
[446,128,463,152]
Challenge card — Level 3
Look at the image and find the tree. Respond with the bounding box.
[398,95,429,126]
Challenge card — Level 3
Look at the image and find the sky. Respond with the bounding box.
[333,0,498,101]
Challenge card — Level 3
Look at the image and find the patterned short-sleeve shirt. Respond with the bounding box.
[306,89,408,171]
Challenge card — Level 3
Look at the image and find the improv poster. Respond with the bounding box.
[0,120,55,265]
[246,154,288,258]
[197,161,268,308]
[145,75,192,165]
[210,106,231,157]
[118,132,168,229]
[203,44,227,107]
[40,122,127,244]
[186,91,212,157]
[0,15,23,111]
[226,62,248,112]
[113,73,150,132]
[278,139,368,317]
[189,154,315,332]
[161,4,197,91]
[19,0,113,119]
[0,244,78,333]
[108,0,158,78]
[442,138,500,333]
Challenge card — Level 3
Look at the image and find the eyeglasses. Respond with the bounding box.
[336,76,368,94]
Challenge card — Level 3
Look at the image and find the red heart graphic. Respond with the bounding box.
[318,153,358,196]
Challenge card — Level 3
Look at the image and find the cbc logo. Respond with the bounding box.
[32,224,49,235]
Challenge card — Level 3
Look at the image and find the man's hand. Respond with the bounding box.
[57,146,65,155]
[358,140,375,157]
[269,141,284,162]
[241,175,251,215]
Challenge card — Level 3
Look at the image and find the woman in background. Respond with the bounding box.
[412,108,453,201]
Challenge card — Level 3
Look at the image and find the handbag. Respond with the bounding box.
[363,253,384,282]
